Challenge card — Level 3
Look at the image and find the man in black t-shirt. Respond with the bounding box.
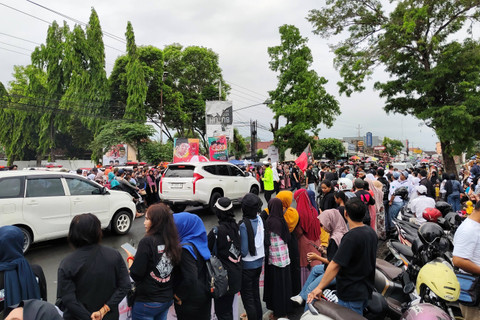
[290,164,300,191]
[306,164,316,192]
[307,197,377,315]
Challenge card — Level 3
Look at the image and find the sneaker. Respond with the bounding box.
[290,295,304,305]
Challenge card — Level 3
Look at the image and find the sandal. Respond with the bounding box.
[135,212,145,218]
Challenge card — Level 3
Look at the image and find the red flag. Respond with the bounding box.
[295,144,313,172]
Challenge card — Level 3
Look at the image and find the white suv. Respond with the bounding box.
[0,171,136,252]
[159,162,260,211]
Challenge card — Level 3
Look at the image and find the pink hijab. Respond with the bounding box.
[319,209,348,246]
[294,189,321,241]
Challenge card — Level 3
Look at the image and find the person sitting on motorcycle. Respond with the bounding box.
[290,209,348,309]
[307,197,377,316]
[407,185,435,225]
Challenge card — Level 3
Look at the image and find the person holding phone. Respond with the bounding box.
[126,204,182,320]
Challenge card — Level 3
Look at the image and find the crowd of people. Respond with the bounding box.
[3,158,480,319]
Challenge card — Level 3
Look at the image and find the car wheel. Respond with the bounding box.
[209,192,222,212]
[18,226,32,253]
[112,210,133,235]
[250,185,259,195]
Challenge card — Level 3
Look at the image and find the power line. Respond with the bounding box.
[0,2,51,24]
[228,92,260,104]
[0,32,41,45]
[224,80,269,99]
[0,40,32,51]
[26,0,127,44]
[0,46,31,56]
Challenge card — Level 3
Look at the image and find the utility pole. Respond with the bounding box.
[250,120,257,161]
[159,71,168,143]
[356,124,362,138]
[218,79,222,100]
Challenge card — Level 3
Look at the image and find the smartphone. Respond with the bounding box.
[121,242,137,256]
[307,303,319,315]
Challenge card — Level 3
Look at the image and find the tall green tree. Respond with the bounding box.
[267,25,340,156]
[124,22,147,121]
[313,138,345,160]
[382,137,404,157]
[308,0,480,174]
[228,128,247,159]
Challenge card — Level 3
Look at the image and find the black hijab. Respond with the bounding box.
[214,197,240,249]
[240,193,262,256]
[266,198,290,243]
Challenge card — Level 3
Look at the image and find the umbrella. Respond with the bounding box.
[229,159,244,166]
[420,159,429,163]
[350,155,360,160]
[188,155,209,162]
[366,157,378,162]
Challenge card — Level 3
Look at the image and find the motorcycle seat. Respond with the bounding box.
[390,241,414,260]
[313,300,367,320]
[376,258,403,280]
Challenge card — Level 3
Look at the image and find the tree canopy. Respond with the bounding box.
[267,24,340,156]
[308,0,480,174]
[313,138,345,160]
[382,137,404,157]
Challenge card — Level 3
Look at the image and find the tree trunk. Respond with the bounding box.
[440,140,458,177]
[36,154,42,167]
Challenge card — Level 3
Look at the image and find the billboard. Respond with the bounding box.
[208,136,228,161]
[173,138,200,163]
[205,101,233,140]
[366,132,373,147]
[103,144,128,165]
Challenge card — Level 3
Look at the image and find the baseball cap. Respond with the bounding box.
[402,170,409,178]
[392,171,400,179]
[354,178,365,189]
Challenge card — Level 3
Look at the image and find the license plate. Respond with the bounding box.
[170,183,183,189]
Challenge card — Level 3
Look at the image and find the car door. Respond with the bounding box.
[228,164,249,199]
[215,164,234,197]
[65,177,111,226]
[0,176,25,226]
[23,176,71,241]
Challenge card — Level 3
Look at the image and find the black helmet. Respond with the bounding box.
[435,201,452,217]
[411,237,424,255]
[418,222,444,246]
[394,187,409,200]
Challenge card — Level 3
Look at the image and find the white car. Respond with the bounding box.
[159,162,261,211]
[0,171,136,252]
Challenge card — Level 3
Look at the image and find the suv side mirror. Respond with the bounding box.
[244,172,250,177]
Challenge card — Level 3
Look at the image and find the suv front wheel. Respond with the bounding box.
[209,191,222,212]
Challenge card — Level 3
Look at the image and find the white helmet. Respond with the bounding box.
[338,178,353,191]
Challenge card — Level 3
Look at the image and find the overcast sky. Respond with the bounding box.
[0,0,439,150]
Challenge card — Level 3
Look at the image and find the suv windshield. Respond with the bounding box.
[164,165,195,178]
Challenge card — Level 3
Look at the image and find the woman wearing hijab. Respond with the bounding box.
[274,191,301,295]
[263,198,292,320]
[173,212,211,320]
[290,209,348,307]
[107,171,119,189]
[239,193,264,320]
[293,189,322,285]
[207,197,242,320]
[145,169,158,206]
[0,226,42,318]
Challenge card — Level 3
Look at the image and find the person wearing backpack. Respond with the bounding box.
[173,212,211,320]
[126,204,182,320]
[207,197,242,320]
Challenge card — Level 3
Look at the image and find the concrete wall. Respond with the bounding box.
[0,160,95,171]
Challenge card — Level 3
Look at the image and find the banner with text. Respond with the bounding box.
[206,101,233,140]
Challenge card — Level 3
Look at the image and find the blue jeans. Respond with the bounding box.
[337,299,368,315]
[132,301,172,320]
[447,194,461,212]
[299,265,336,311]
[387,201,405,231]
